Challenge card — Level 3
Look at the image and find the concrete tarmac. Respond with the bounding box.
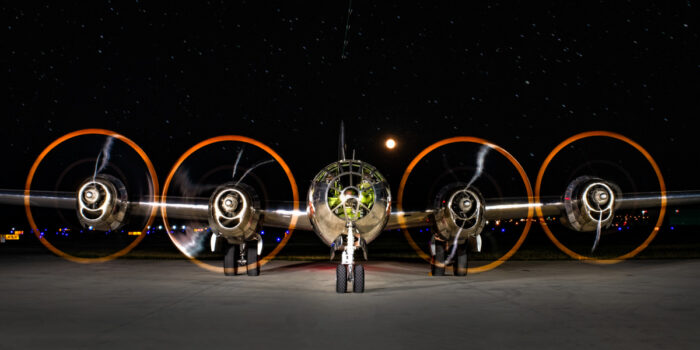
[1,255,699,349]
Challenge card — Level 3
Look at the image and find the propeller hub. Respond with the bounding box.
[83,187,99,204]
[562,176,619,234]
[594,190,609,204]
[222,195,238,212]
[448,188,481,221]
[79,181,109,209]
[584,183,614,212]
[433,185,486,243]
[459,199,472,212]
[215,190,244,218]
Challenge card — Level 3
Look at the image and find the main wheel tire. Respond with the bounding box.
[336,264,347,293]
[454,244,468,276]
[353,264,365,293]
[223,242,238,276]
[431,242,446,276]
[246,243,260,276]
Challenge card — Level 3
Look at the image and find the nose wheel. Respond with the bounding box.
[336,263,365,293]
[352,264,364,292]
[336,264,347,293]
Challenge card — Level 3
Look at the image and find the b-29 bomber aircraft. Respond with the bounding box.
[2,126,699,293]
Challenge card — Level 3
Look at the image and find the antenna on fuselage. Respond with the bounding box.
[339,121,347,161]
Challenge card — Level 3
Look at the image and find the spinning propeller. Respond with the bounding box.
[397,137,534,275]
[18,129,159,263]
[536,131,670,263]
[160,135,299,274]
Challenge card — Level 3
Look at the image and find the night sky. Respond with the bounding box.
[4,1,700,205]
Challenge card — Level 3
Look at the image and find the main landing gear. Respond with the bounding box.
[333,223,366,293]
[222,235,262,276]
[430,236,468,276]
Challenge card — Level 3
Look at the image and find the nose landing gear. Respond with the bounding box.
[334,222,366,293]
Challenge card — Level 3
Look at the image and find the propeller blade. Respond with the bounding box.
[591,210,603,252]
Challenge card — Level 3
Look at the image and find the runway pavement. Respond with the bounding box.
[1,255,699,349]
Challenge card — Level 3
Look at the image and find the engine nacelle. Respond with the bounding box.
[561,176,620,232]
[208,183,261,244]
[307,160,391,246]
[77,175,128,231]
[432,184,486,244]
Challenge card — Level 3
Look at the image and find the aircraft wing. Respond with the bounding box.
[149,200,313,231]
[138,198,313,231]
[0,189,211,221]
[386,191,700,231]
[0,189,312,230]
[0,189,76,209]
[260,208,313,231]
[6,190,700,233]
[385,210,435,231]
[385,196,563,231]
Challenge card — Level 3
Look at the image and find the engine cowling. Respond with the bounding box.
[432,184,486,244]
[208,183,261,244]
[76,174,128,231]
[561,176,620,232]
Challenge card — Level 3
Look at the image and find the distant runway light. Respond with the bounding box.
[385,138,396,149]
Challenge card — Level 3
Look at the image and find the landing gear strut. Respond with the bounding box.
[335,222,366,293]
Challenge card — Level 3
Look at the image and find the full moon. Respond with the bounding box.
[385,138,396,149]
